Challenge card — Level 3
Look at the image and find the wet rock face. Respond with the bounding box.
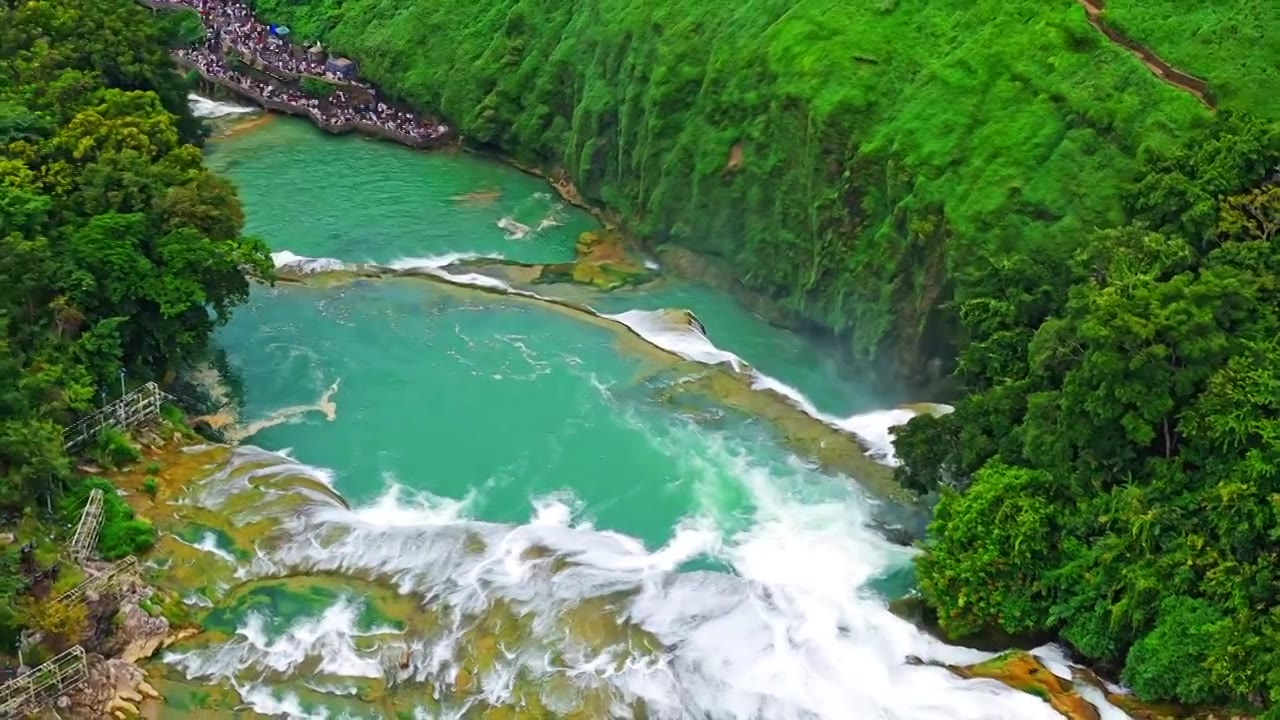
[91,583,171,663]
[952,650,1100,720]
[547,229,654,290]
[64,655,160,720]
[654,308,706,335]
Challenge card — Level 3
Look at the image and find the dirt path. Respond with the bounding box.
[1076,0,1215,109]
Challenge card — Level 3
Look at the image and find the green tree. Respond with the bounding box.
[898,114,1280,712]
[0,0,271,655]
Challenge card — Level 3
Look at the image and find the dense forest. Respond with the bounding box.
[247,0,1277,387]
[895,112,1280,715]
[3,0,1279,716]
[242,0,1280,714]
[0,0,270,654]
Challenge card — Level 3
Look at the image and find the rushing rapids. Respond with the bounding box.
[141,106,1139,719]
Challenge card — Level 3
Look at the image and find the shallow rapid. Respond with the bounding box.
[149,107,1130,719]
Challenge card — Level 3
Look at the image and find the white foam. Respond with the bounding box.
[834,408,920,465]
[497,216,530,239]
[188,93,257,119]
[272,250,347,274]
[605,309,746,371]
[165,427,1118,720]
[1030,643,1076,680]
[171,530,237,564]
[164,596,398,682]
[268,248,940,467]
[385,252,502,270]
[606,309,949,465]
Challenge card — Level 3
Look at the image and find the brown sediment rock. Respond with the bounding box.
[897,402,953,417]
[163,626,200,649]
[63,655,160,720]
[534,229,655,290]
[549,168,588,210]
[951,650,1100,720]
[216,112,273,138]
[725,143,744,172]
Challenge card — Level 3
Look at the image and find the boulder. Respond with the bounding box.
[952,650,1100,720]
[654,309,706,335]
[537,229,654,290]
[65,655,149,720]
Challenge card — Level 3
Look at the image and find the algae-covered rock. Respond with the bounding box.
[534,229,654,290]
[654,308,706,335]
[953,650,1100,720]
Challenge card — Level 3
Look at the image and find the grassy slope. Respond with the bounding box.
[1105,0,1280,118]
[253,0,1211,379]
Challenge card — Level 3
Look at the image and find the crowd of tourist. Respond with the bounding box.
[168,0,448,143]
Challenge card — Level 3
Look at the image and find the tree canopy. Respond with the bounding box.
[0,0,270,650]
[896,112,1280,715]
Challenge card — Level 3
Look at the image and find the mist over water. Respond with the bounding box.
[158,107,1128,719]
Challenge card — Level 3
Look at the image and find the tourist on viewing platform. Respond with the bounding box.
[179,0,450,143]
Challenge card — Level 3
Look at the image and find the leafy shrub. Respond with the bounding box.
[92,427,140,469]
[0,548,22,653]
[900,117,1280,710]
[157,7,206,48]
[145,462,161,475]
[18,598,87,650]
[142,477,159,498]
[916,463,1060,638]
[61,478,156,561]
[1122,597,1228,705]
[99,518,156,560]
[160,403,188,430]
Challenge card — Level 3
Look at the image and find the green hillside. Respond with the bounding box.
[1105,0,1280,117]
[251,0,1217,384]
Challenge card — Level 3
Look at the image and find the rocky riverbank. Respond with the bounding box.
[59,574,197,720]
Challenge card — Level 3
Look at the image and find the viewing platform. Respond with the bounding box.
[136,0,453,150]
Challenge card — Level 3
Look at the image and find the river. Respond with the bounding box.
[141,98,1130,719]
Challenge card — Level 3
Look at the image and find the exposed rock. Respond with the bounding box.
[868,517,916,546]
[897,402,955,417]
[92,585,171,663]
[952,650,1100,720]
[0,532,14,546]
[65,655,151,720]
[655,308,706,335]
[535,229,655,290]
[725,142,744,172]
[162,626,199,649]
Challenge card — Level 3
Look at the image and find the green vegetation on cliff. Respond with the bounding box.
[0,0,271,652]
[251,0,1224,382]
[1105,0,1280,117]
[896,113,1280,715]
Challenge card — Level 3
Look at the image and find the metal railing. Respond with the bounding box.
[0,646,87,719]
[68,489,105,565]
[55,557,139,606]
[62,382,173,452]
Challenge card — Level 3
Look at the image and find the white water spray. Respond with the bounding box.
[188,93,257,119]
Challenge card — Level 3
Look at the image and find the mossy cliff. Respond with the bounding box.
[249,0,1230,383]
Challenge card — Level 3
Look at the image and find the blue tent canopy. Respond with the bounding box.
[269,24,290,36]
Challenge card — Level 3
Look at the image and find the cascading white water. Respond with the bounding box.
[188,93,258,119]
[269,250,939,464]
[190,224,1131,718]
[163,423,1128,719]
